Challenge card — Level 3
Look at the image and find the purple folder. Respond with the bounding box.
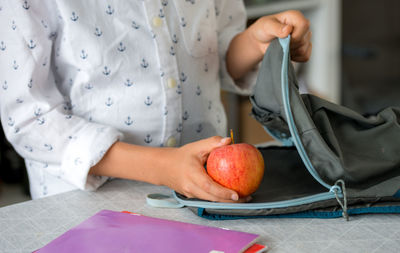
[37,210,259,253]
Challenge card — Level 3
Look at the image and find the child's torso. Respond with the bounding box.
[50,0,227,147]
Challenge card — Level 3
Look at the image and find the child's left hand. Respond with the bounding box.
[226,10,312,80]
[249,10,312,62]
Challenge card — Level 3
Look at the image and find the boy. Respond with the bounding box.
[0,0,311,201]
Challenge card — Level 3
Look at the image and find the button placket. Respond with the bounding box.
[143,1,182,147]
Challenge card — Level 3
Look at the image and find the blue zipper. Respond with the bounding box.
[173,191,339,210]
[279,36,333,191]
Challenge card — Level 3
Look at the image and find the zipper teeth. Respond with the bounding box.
[174,191,339,210]
[279,37,332,190]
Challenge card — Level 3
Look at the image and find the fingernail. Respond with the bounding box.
[220,137,230,144]
[231,194,239,201]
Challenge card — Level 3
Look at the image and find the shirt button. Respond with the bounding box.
[152,16,163,28]
[167,78,177,89]
[166,136,177,147]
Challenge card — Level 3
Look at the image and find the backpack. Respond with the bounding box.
[148,36,400,220]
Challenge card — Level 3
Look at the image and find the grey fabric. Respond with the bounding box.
[250,38,400,195]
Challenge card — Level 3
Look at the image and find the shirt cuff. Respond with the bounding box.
[61,123,123,191]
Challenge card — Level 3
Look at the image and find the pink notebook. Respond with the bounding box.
[36,210,260,253]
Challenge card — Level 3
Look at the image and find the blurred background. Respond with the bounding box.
[1,0,399,207]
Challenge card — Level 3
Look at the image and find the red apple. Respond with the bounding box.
[206,143,265,198]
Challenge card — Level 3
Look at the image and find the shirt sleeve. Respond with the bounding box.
[215,0,259,96]
[0,2,123,191]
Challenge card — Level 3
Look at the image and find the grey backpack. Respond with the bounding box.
[150,37,400,220]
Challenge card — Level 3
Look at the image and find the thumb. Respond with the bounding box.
[254,17,293,43]
[202,136,231,152]
[195,136,231,161]
[279,24,293,38]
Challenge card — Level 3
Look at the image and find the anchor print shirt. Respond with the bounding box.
[0,0,257,199]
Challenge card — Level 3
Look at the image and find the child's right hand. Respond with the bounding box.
[90,135,247,203]
[159,136,244,203]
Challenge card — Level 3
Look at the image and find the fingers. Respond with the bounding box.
[176,164,240,202]
[274,10,312,61]
[292,41,312,62]
[182,184,236,203]
[290,29,311,50]
[291,30,312,62]
[191,169,253,203]
[178,177,252,203]
[276,10,310,43]
[252,16,293,43]
[194,174,239,202]
[250,10,312,61]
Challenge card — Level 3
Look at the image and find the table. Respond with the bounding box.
[1,179,399,253]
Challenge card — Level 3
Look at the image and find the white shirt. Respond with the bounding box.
[0,0,256,199]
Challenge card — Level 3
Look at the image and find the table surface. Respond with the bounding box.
[1,179,399,253]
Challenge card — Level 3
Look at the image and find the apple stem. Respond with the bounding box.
[230,129,235,144]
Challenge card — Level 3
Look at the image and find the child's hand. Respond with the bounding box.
[226,10,311,80]
[160,136,246,203]
[249,10,312,62]
[89,136,249,203]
